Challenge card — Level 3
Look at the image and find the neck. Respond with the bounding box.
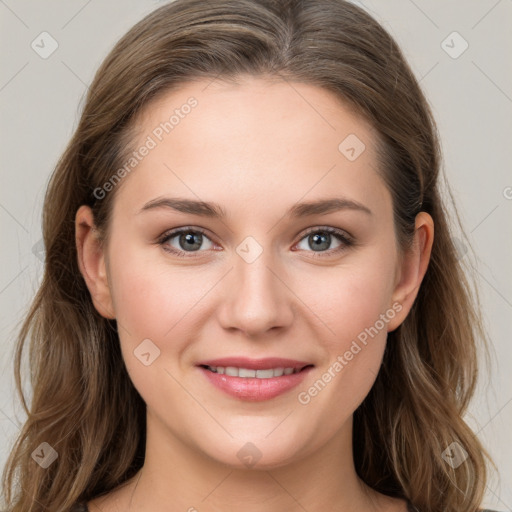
[112,412,392,512]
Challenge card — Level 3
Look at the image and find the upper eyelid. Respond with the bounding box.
[300,225,353,239]
[159,226,211,242]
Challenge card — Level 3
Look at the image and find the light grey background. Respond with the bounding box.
[1,0,511,509]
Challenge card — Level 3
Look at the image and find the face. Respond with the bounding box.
[79,76,427,470]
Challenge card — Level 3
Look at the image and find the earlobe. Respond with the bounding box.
[75,205,116,319]
[387,212,434,332]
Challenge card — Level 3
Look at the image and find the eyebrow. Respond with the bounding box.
[138,196,372,218]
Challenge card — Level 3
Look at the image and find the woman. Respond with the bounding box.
[1,0,498,511]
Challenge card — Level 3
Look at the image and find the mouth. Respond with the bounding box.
[196,357,315,401]
[198,364,313,378]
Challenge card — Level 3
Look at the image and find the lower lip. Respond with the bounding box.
[198,366,313,401]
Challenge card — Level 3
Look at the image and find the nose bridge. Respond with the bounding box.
[218,235,293,336]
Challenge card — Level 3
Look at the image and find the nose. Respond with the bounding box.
[216,248,294,338]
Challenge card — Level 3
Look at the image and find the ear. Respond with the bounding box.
[386,212,434,332]
[75,205,116,319]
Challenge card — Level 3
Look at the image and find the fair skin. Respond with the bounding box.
[76,76,433,512]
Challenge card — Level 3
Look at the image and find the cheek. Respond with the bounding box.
[297,246,397,398]
[301,245,397,345]
[107,247,201,404]
[106,245,208,385]
[108,244,203,335]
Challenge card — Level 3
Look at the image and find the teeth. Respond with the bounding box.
[206,366,301,378]
[239,368,256,378]
[256,369,274,378]
[225,366,239,377]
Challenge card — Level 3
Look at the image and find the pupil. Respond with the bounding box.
[181,232,202,251]
[311,232,330,251]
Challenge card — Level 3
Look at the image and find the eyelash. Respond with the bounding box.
[157,226,354,259]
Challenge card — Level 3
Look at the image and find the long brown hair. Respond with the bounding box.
[2,1,495,510]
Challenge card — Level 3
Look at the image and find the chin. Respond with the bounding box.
[199,435,308,471]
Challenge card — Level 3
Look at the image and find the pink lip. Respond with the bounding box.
[196,357,314,401]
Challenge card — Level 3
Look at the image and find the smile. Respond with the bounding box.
[196,358,314,401]
[202,365,305,378]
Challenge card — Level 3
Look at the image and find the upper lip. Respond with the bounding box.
[197,357,313,371]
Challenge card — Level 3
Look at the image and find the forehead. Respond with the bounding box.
[112,76,389,221]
